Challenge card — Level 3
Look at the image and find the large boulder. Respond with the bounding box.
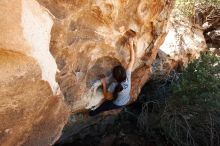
[37,0,174,112]
[0,0,69,145]
[3,0,210,145]
[152,8,207,80]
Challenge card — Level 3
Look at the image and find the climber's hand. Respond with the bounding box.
[101,78,106,85]
[128,38,134,48]
[98,74,105,79]
[125,38,133,49]
[98,74,106,85]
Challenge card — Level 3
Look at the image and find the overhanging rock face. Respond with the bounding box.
[37,0,174,112]
[0,0,69,145]
[0,0,177,145]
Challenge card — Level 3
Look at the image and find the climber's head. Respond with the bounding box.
[112,65,126,99]
[112,65,126,83]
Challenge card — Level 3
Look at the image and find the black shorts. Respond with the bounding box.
[89,100,122,116]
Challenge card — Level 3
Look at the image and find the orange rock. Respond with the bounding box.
[0,0,69,145]
[37,0,174,112]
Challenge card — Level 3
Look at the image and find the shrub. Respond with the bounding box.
[161,51,220,146]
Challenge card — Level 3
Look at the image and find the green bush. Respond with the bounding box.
[161,51,220,146]
[175,0,220,17]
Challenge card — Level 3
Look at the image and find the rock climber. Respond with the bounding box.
[89,36,135,116]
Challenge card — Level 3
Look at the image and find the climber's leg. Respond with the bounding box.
[89,100,121,116]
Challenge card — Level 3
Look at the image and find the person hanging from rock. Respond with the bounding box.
[89,33,136,116]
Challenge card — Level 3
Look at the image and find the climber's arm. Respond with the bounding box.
[126,39,135,72]
[101,78,113,100]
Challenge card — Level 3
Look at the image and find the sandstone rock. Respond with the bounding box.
[0,0,69,145]
[37,0,174,112]
[199,6,220,49]
[152,8,207,79]
[1,0,210,145]
[0,0,58,92]
[1,0,204,145]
